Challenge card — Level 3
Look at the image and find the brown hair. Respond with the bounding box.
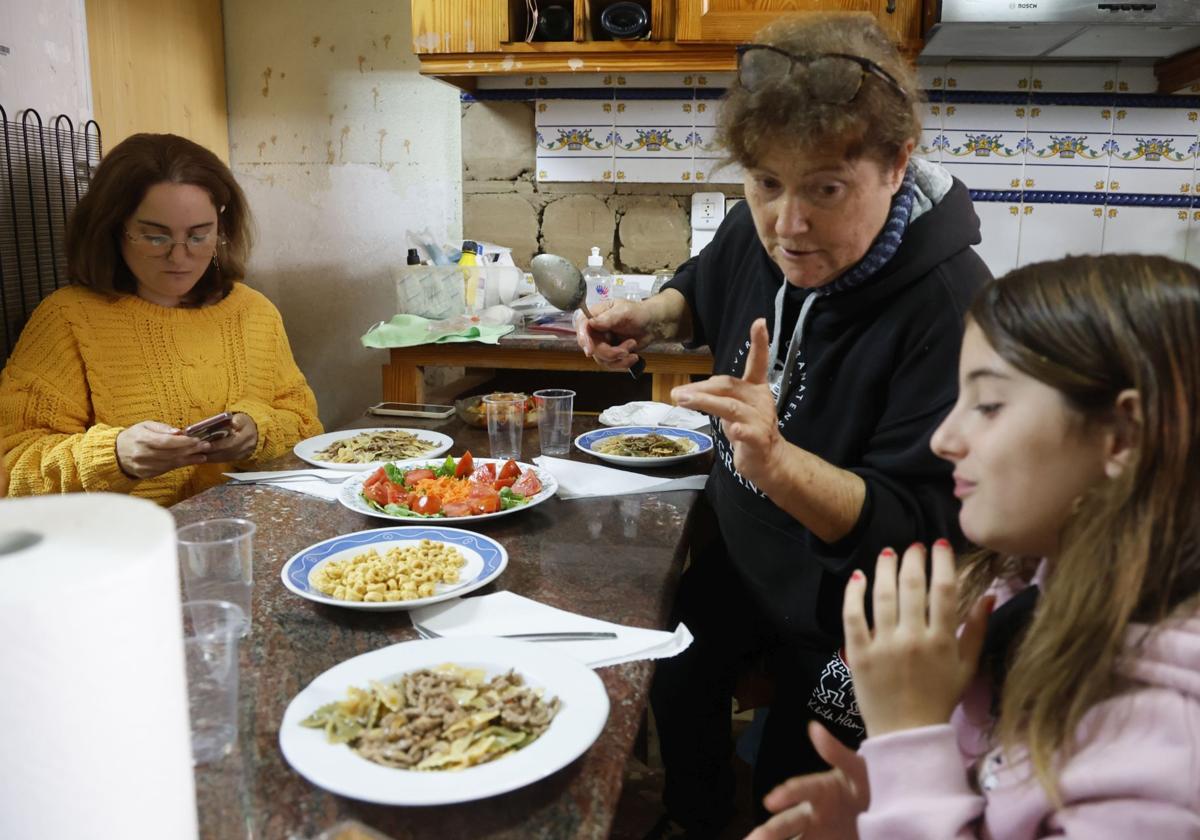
[66,133,252,306]
[718,13,921,171]
[961,253,1200,799]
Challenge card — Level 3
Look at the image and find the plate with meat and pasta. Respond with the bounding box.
[294,428,454,472]
[278,637,610,805]
[574,426,713,468]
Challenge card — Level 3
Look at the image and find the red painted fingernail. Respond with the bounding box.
[909,541,924,552]
[850,570,864,581]
[934,538,951,549]
[880,547,896,558]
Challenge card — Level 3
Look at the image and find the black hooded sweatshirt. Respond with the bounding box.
[663,178,991,649]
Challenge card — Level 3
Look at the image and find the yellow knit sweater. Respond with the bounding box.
[0,283,323,506]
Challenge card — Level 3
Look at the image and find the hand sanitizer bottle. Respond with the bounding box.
[583,246,613,306]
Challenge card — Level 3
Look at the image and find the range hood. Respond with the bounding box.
[921,0,1200,60]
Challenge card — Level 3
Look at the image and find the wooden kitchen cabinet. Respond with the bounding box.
[410,0,925,83]
[675,0,923,56]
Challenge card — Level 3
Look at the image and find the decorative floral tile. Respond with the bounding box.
[1022,162,1109,192]
[1107,134,1198,168]
[1112,65,1161,95]
[691,99,719,127]
[535,98,614,125]
[1106,165,1195,196]
[941,102,1030,132]
[916,128,943,163]
[944,62,1032,93]
[613,99,693,126]
[971,201,1023,277]
[537,157,615,183]
[614,126,693,158]
[614,159,692,184]
[536,73,616,89]
[537,125,616,157]
[694,157,743,185]
[1027,104,1113,135]
[941,129,1025,162]
[1112,106,1200,136]
[916,63,949,91]
[1017,203,1104,266]
[689,125,723,159]
[1101,206,1189,260]
[1030,64,1117,95]
[943,160,1024,192]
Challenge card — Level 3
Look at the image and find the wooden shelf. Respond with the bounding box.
[419,43,736,80]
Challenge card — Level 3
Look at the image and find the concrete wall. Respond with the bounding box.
[0,0,91,119]
[223,0,462,429]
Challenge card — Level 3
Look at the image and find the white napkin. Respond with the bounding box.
[409,591,693,669]
[533,456,708,500]
[599,401,709,430]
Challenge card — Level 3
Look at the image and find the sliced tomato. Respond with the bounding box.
[442,500,473,517]
[471,463,497,484]
[364,466,388,488]
[403,468,436,487]
[385,482,407,506]
[493,476,516,491]
[454,451,474,478]
[466,485,501,514]
[467,481,497,498]
[497,459,521,481]
[364,481,389,506]
[512,470,542,497]
[413,494,442,515]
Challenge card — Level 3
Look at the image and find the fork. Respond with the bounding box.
[413,623,617,642]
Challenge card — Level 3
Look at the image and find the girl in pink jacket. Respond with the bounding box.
[748,253,1200,840]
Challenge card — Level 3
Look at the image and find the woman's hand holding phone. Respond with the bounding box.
[116,421,213,479]
[202,412,258,463]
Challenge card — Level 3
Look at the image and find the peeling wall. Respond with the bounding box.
[224,0,462,429]
[0,0,91,119]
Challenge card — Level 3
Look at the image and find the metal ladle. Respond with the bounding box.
[530,253,646,378]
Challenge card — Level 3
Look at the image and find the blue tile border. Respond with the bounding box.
[970,189,1195,207]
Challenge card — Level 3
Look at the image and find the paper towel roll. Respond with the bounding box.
[0,494,198,840]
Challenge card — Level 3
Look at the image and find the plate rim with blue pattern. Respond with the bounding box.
[280,525,508,611]
[574,425,713,468]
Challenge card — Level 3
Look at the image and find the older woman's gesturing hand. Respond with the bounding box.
[844,541,994,738]
[743,722,868,840]
[671,317,782,489]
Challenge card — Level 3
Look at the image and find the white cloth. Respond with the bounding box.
[598,400,709,430]
[222,470,345,501]
[533,456,708,500]
[409,591,693,669]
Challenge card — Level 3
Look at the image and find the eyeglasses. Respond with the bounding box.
[124,229,220,258]
[736,45,908,103]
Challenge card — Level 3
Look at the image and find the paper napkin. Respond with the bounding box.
[409,591,693,669]
[533,456,708,500]
[222,471,345,502]
[598,401,709,430]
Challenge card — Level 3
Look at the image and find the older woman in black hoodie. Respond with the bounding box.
[576,13,991,839]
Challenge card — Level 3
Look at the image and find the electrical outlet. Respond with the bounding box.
[690,191,726,232]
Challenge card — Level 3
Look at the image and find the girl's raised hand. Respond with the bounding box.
[843,541,994,738]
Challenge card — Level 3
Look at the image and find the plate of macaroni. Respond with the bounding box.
[574,426,713,468]
[281,526,507,612]
[279,637,610,805]
[293,427,454,472]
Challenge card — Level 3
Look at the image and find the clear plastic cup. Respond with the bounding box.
[483,393,525,460]
[177,518,255,637]
[182,599,243,765]
[534,389,575,456]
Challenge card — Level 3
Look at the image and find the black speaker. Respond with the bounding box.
[598,1,650,39]
[535,3,573,41]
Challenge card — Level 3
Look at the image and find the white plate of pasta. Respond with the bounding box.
[575,425,713,468]
[278,636,610,805]
[280,526,507,612]
[294,427,453,471]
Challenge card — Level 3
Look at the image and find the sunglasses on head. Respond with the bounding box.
[735,44,908,103]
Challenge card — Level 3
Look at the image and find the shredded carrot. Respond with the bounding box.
[409,476,472,504]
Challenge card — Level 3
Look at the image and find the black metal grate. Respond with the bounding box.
[0,107,101,362]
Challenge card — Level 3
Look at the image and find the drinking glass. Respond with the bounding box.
[483,393,525,460]
[177,518,255,637]
[534,389,575,456]
[182,599,243,765]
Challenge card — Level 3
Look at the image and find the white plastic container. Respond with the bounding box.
[582,246,614,307]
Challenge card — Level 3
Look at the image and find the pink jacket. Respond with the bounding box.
[858,576,1200,839]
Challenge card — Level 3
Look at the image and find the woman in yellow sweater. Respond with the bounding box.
[0,133,322,505]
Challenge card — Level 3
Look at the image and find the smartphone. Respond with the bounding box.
[368,402,455,419]
[183,411,236,441]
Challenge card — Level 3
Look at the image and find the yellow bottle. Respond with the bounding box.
[458,240,481,309]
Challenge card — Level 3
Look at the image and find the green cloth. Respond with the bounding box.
[361,314,515,349]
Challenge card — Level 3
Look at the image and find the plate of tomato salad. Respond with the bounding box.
[336,451,557,523]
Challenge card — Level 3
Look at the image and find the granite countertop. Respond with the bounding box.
[175,415,710,840]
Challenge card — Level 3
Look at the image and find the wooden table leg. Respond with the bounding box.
[651,372,693,405]
[382,361,425,403]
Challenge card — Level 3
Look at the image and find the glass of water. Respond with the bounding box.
[182,599,243,765]
[483,393,525,460]
[177,518,255,637]
[534,389,575,456]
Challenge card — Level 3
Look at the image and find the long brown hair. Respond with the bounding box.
[718,13,921,170]
[961,254,1200,798]
[66,133,252,306]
